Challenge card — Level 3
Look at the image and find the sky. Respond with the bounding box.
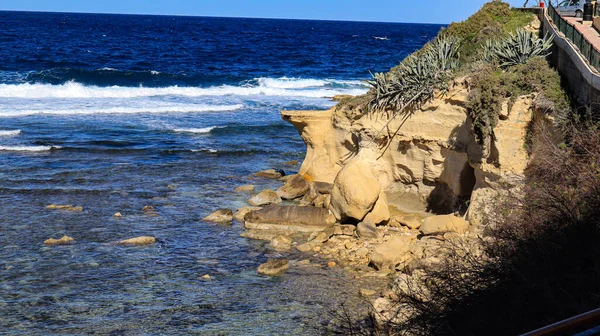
[0,0,527,24]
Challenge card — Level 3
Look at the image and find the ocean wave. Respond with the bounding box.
[0,80,367,99]
[0,130,21,136]
[172,126,224,134]
[256,77,364,89]
[0,145,59,152]
[0,104,244,117]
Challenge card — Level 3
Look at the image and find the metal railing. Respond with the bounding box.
[548,4,600,72]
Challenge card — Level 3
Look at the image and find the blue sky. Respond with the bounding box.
[1,1,526,24]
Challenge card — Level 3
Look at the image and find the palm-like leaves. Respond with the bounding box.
[366,36,461,120]
[483,29,553,68]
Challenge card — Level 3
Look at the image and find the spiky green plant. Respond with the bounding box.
[366,35,461,121]
[483,28,553,68]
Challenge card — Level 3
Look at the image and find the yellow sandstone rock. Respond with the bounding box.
[117,236,156,246]
[44,236,75,245]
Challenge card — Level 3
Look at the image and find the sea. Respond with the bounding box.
[0,11,442,335]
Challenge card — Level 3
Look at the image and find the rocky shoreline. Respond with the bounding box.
[203,73,553,325]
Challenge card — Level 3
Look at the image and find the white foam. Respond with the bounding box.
[173,126,223,134]
[0,104,244,117]
[0,81,367,99]
[374,36,389,40]
[257,77,365,89]
[0,130,21,136]
[0,145,59,152]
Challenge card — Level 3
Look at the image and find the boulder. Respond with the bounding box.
[235,185,255,193]
[257,259,289,276]
[117,236,156,246]
[420,215,468,235]
[255,169,285,179]
[233,206,262,221]
[269,235,292,251]
[244,205,336,232]
[330,159,381,221]
[357,222,380,239]
[308,229,333,244]
[248,189,282,206]
[362,192,390,225]
[370,235,416,271]
[142,206,159,217]
[46,204,83,212]
[390,214,423,230]
[44,236,74,246]
[203,209,233,223]
[276,174,309,200]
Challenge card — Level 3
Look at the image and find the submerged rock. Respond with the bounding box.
[240,229,279,241]
[244,205,336,232]
[284,160,299,166]
[46,204,83,212]
[248,189,282,206]
[420,215,468,235]
[257,259,289,276]
[113,212,123,218]
[276,174,308,200]
[235,185,255,193]
[233,206,262,221]
[117,236,156,246]
[142,205,159,217]
[203,209,233,223]
[44,235,75,246]
[269,235,292,251]
[255,169,285,179]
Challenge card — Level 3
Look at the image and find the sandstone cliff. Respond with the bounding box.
[282,79,556,225]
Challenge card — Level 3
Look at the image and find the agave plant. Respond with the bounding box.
[483,29,553,68]
[366,35,461,121]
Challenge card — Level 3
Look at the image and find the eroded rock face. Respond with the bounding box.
[248,189,282,206]
[420,215,469,235]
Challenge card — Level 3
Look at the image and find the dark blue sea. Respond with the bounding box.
[0,11,442,335]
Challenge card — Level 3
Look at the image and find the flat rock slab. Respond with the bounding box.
[244,205,336,233]
[44,235,75,245]
[117,236,156,246]
[46,204,83,212]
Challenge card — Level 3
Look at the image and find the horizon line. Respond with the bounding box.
[0,9,449,25]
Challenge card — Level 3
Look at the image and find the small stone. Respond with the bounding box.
[313,246,321,252]
[46,204,83,212]
[257,259,289,276]
[201,274,212,280]
[255,169,285,179]
[117,236,156,246]
[355,247,369,258]
[235,185,255,193]
[203,209,233,223]
[142,206,155,212]
[167,185,177,189]
[113,212,123,218]
[359,288,376,297]
[340,225,356,236]
[297,259,311,265]
[327,261,336,268]
[44,236,74,246]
